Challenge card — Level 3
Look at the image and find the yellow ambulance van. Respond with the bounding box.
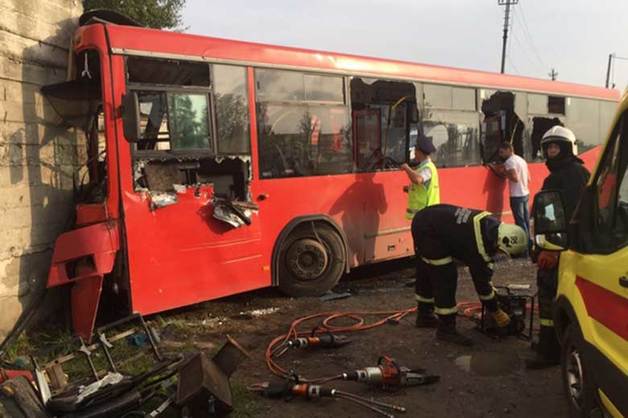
[533,93,628,418]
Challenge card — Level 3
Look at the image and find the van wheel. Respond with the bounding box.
[561,323,598,418]
[278,223,345,297]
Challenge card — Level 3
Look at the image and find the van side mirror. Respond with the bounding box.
[533,190,568,250]
[121,91,140,141]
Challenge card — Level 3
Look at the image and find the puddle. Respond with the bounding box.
[454,351,520,376]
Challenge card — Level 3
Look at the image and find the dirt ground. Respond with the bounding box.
[152,257,569,418]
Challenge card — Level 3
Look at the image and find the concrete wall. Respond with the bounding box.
[0,0,83,339]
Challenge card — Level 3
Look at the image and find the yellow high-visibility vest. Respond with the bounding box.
[406,159,440,220]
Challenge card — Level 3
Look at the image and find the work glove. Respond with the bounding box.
[537,251,559,270]
[492,308,511,328]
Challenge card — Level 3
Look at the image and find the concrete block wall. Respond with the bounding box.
[0,0,83,339]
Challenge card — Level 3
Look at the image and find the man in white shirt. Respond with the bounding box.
[493,143,531,253]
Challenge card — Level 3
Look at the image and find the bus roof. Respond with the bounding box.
[95,24,618,102]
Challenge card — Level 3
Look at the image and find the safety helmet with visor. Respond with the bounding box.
[541,126,578,158]
[496,223,528,257]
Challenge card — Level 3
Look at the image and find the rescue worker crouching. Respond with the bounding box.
[526,126,591,369]
[401,133,440,220]
[412,204,528,346]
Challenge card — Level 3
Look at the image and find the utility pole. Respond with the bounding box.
[605,54,628,88]
[605,53,614,88]
[498,0,518,74]
[548,68,558,81]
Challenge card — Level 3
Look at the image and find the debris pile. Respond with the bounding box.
[0,315,249,418]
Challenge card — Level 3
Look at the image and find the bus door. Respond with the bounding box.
[120,59,265,315]
[350,78,417,263]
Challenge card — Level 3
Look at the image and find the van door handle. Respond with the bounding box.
[620,276,628,288]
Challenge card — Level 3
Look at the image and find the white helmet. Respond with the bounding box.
[497,223,528,257]
[541,126,578,156]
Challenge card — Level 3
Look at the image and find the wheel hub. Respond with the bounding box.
[286,238,328,281]
[566,347,584,407]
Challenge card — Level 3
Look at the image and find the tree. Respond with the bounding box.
[83,0,186,30]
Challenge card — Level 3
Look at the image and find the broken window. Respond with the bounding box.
[479,91,524,163]
[351,78,417,171]
[125,58,252,204]
[42,50,107,203]
[530,117,563,160]
[256,69,351,178]
[127,56,210,87]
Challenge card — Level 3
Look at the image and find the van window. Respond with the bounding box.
[595,113,628,248]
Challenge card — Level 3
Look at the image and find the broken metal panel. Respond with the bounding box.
[212,198,258,228]
[176,337,250,416]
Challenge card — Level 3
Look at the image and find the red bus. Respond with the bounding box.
[43,14,619,338]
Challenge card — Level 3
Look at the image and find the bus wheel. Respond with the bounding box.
[278,223,345,297]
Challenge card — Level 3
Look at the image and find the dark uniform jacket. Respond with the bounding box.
[542,155,591,221]
[411,204,501,278]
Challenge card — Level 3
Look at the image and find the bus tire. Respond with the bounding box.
[277,223,345,297]
[561,323,598,418]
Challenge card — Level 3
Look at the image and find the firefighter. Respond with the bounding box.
[400,133,440,220]
[412,204,528,346]
[526,126,591,369]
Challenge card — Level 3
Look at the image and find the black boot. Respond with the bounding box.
[436,314,473,346]
[415,303,438,328]
[525,326,560,369]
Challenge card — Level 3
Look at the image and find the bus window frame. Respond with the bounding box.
[125,83,216,159]
[255,68,353,178]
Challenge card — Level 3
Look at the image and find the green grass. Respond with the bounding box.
[230,382,266,418]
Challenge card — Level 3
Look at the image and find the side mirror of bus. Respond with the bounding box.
[121,92,140,141]
[533,190,568,250]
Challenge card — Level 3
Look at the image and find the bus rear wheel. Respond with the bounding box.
[278,223,345,297]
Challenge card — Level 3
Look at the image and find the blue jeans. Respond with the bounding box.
[510,195,531,251]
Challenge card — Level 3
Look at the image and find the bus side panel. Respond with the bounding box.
[257,147,603,275]
[111,62,270,316]
[121,187,268,315]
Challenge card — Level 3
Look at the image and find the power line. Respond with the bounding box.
[505,12,520,74]
[513,5,547,69]
[507,12,545,73]
[507,56,521,75]
[509,10,544,75]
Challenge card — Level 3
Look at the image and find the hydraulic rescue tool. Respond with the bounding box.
[285,333,351,350]
[341,356,439,389]
[250,376,406,418]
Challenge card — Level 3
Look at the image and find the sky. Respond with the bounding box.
[182,0,628,90]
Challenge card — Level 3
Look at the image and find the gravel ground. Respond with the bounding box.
[152,257,568,418]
